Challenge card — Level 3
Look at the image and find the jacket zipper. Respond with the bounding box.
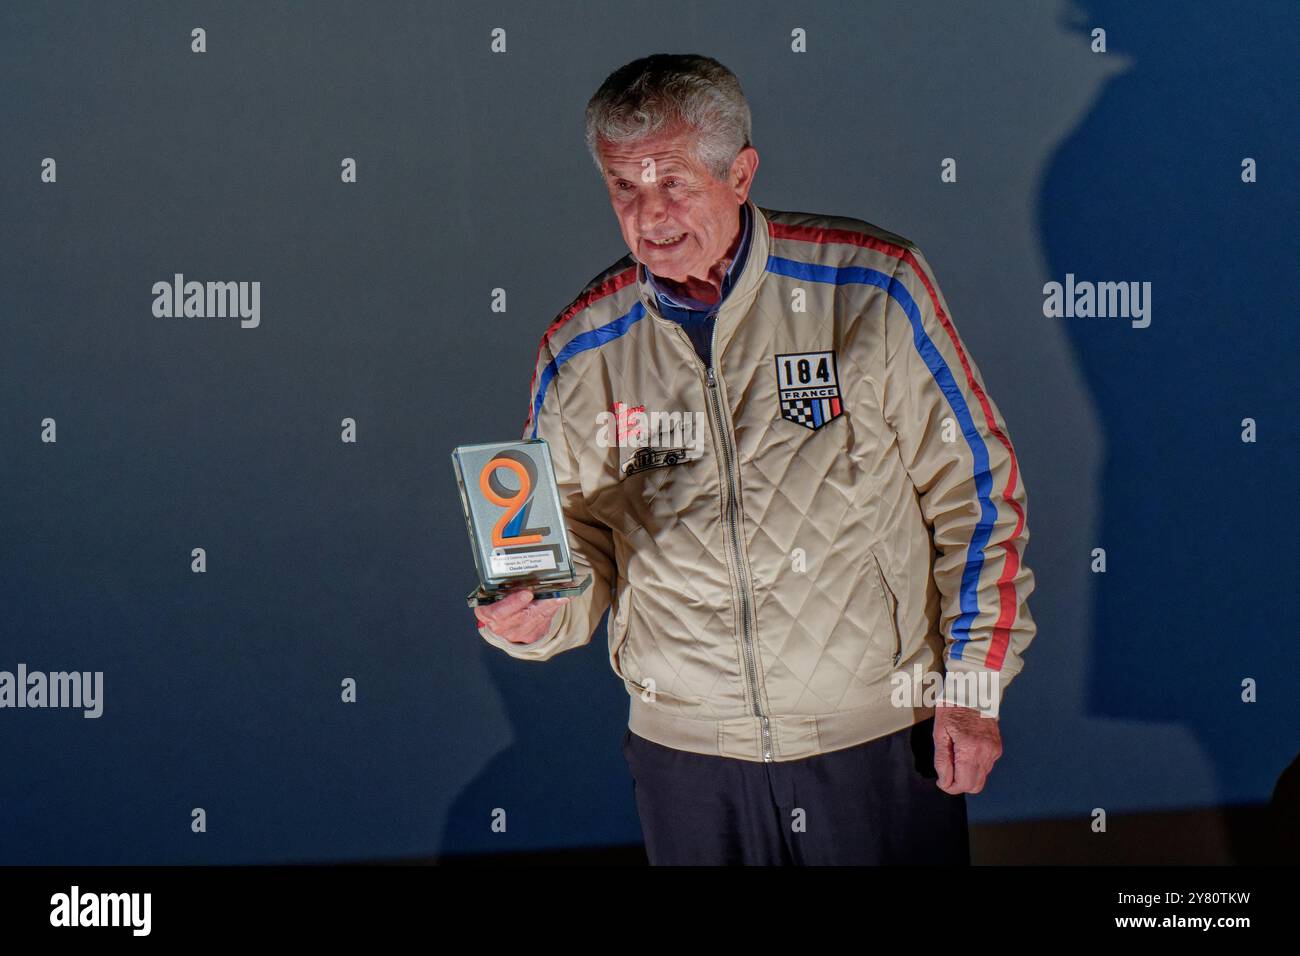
[665,317,771,760]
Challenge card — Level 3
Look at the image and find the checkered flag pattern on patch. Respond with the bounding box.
[774,349,844,431]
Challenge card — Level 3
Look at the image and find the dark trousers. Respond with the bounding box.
[622,717,969,865]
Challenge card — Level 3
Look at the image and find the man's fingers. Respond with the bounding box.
[499,591,570,628]
[511,597,570,643]
[516,596,569,628]
[475,591,570,644]
[950,740,984,793]
[476,588,534,628]
[933,722,956,791]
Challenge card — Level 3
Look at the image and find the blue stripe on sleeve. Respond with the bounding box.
[766,255,995,658]
[529,301,647,440]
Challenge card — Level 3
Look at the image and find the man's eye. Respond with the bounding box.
[615,181,633,191]
[663,179,682,188]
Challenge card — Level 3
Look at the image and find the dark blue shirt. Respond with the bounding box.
[644,202,753,369]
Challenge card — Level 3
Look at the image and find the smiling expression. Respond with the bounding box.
[596,122,759,286]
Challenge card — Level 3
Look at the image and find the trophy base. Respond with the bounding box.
[466,572,592,608]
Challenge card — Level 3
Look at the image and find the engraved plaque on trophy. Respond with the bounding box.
[451,438,592,608]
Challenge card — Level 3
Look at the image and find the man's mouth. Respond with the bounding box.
[645,232,687,248]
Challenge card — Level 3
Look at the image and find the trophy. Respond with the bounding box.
[451,438,593,608]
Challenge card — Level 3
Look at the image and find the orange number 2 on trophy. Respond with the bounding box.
[478,453,544,547]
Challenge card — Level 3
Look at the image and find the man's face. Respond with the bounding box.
[596,123,758,283]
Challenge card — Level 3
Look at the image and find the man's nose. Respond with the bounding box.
[634,189,670,230]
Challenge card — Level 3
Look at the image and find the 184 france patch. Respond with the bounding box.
[774,349,844,431]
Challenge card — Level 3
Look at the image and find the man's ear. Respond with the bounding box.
[731,146,759,202]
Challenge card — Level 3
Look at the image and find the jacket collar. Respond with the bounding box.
[635,199,770,339]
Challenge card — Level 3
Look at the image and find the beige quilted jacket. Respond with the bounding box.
[480,199,1037,762]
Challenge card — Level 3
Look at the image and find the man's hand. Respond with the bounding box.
[474,588,569,645]
[932,703,1002,794]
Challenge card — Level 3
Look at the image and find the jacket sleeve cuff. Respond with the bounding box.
[939,657,1006,718]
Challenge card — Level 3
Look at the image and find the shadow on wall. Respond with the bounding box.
[437,627,642,857]
[1043,0,1300,839]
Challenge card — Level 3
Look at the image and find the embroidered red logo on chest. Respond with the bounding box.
[611,401,646,444]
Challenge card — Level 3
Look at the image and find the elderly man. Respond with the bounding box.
[475,54,1037,865]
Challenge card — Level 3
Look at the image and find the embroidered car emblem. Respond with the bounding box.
[621,445,690,477]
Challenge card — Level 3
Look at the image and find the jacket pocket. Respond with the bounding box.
[869,549,903,668]
[608,531,634,680]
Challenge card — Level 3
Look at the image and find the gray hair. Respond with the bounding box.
[584,54,753,181]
